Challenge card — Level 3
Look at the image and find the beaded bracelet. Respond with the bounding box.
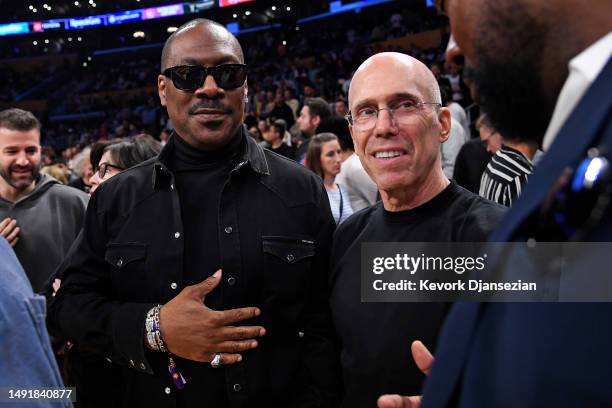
[144,305,186,389]
[145,305,167,352]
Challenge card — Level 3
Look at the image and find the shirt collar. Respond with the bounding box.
[542,31,612,150]
[152,125,270,189]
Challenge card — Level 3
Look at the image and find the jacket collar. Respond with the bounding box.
[152,125,270,190]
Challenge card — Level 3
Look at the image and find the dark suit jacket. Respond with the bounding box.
[422,56,612,407]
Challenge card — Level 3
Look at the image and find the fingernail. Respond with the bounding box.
[251,341,258,348]
[259,328,266,336]
[237,355,242,362]
[213,270,221,278]
[254,308,261,316]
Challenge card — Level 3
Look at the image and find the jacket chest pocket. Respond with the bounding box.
[105,242,148,299]
[262,236,315,305]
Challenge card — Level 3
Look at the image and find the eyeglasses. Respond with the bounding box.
[162,64,248,91]
[346,101,441,131]
[96,162,124,178]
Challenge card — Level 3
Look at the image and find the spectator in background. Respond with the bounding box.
[430,61,451,93]
[452,137,491,194]
[296,97,332,163]
[478,117,539,207]
[266,89,295,129]
[263,120,295,160]
[159,128,171,147]
[284,88,300,119]
[89,134,161,194]
[444,58,471,108]
[319,116,378,212]
[439,86,469,179]
[41,164,69,184]
[478,114,503,154]
[334,99,349,118]
[0,108,88,292]
[306,133,353,224]
[68,147,93,193]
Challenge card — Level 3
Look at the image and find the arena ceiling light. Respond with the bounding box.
[167,26,178,33]
[245,11,251,15]
[133,30,145,38]
[286,6,291,11]
[271,6,276,11]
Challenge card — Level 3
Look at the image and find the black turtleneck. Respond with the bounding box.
[170,130,243,292]
[169,130,243,408]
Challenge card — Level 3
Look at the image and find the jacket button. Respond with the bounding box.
[170,282,178,290]
[298,331,305,338]
[116,259,123,267]
[286,254,295,262]
[140,363,146,370]
[174,232,181,239]
[129,359,134,366]
[164,387,171,395]
[224,226,233,234]
[233,383,242,392]
[227,277,236,286]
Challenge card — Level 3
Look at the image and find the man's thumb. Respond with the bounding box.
[191,269,222,299]
[411,340,434,375]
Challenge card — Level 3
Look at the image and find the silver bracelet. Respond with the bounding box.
[145,305,167,352]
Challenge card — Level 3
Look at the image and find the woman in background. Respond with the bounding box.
[89,134,161,193]
[306,133,353,224]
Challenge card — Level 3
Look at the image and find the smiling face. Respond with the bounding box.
[158,22,247,151]
[348,53,450,195]
[0,127,41,193]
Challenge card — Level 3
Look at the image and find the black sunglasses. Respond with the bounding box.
[162,64,248,91]
[96,162,124,178]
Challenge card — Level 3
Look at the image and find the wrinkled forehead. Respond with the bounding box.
[167,25,243,67]
[349,56,434,109]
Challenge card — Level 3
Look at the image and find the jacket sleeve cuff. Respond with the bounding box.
[111,302,158,374]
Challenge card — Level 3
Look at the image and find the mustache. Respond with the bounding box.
[10,164,35,172]
[189,100,232,114]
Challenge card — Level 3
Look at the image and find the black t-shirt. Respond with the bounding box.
[270,142,296,160]
[169,131,242,408]
[330,181,505,407]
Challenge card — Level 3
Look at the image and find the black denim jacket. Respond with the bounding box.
[49,128,342,408]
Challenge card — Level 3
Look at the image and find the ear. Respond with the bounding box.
[158,74,167,107]
[437,107,451,143]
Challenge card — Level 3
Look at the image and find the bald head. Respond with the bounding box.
[348,52,441,110]
[161,18,244,71]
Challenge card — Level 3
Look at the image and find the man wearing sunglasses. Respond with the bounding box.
[51,19,341,407]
